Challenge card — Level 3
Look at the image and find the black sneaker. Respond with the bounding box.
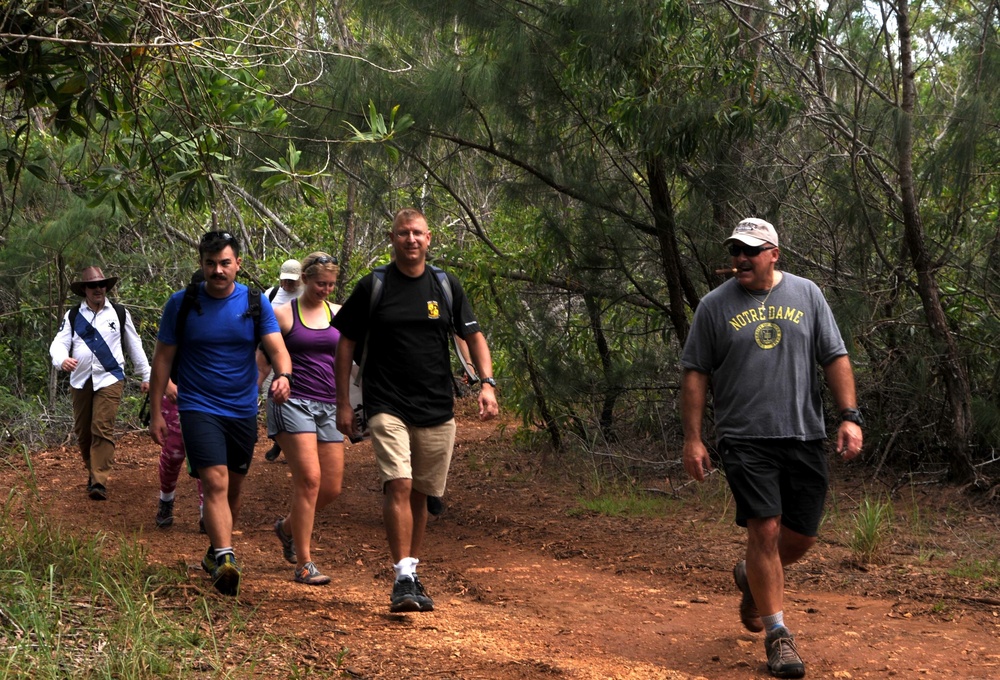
[390,576,434,612]
[412,575,434,611]
[734,560,763,632]
[88,483,107,501]
[264,443,282,462]
[764,626,805,678]
[211,553,241,597]
[427,496,444,516]
[155,499,174,528]
[274,518,296,564]
[201,545,217,575]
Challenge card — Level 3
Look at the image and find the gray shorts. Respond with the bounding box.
[267,397,345,443]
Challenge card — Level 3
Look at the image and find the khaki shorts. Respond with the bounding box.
[369,413,456,497]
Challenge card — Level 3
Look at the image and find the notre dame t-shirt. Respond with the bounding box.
[334,263,480,427]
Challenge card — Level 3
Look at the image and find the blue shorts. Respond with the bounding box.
[719,438,828,537]
[179,411,257,477]
[266,397,344,443]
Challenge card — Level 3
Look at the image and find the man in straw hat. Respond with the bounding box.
[50,266,151,501]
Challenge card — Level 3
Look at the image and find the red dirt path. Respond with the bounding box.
[9,405,1000,678]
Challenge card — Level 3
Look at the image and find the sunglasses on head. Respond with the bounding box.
[728,243,775,258]
[200,231,235,245]
[86,282,107,289]
[312,255,337,265]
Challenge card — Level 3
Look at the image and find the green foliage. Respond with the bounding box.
[849,496,894,566]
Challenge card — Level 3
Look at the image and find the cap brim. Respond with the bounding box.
[279,273,300,280]
[724,235,768,247]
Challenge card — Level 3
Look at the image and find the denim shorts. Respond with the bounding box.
[719,437,828,537]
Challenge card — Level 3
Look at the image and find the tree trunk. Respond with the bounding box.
[896,2,974,481]
[584,293,620,442]
[647,156,694,343]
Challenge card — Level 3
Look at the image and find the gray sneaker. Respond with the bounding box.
[274,518,296,564]
[734,560,763,632]
[764,626,805,678]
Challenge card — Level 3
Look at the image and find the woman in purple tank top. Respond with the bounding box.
[265,252,344,585]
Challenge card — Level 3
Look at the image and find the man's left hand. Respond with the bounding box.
[837,421,863,460]
[478,386,498,421]
[140,381,150,394]
[271,375,291,404]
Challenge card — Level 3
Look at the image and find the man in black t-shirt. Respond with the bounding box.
[334,208,499,613]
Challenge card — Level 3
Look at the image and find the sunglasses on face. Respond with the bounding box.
[86,282,107,289]
[728,244,775,258]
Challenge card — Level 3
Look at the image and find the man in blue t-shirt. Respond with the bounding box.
[680,218,864,679]
[149,231,292,597]
[334,208,499,614]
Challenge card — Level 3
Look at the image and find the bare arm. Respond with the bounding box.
[335,336,357,438]
[260,331,292,403]
[148,341,176,445]
[823,354,863,460]
[681,368,712,481]
[464,331,498,420]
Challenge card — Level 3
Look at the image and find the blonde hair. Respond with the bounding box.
[301,252,339,281]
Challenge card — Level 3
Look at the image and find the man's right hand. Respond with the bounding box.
[682,439,714,482]
[149,411,167,446]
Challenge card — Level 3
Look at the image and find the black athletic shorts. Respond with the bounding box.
[719,437,828,537]
[179,411,257,478]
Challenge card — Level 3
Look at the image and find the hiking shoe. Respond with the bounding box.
[88,483,108,501]
[294,561,331,586]
[274,518,296,564]
[764,626,805,678]
[201,545,217,575]
[211,553,241,597]
[734,560,763,633]
[265,443,282,462]
[155,499,174,528]
[427,496,444,516]
[390,576,434,612]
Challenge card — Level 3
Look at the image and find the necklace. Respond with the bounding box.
[740,280,775,316]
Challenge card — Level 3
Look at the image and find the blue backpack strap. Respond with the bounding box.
[68,302,133,360]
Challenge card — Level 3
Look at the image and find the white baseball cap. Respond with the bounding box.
[279,259,302,280]
[724,218,779,248]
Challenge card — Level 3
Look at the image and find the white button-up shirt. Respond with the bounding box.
[49,300,151,391]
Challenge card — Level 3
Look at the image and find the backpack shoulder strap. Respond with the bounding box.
[247,287,262,344]
[267,286,279,302]
[68,306,79,338]
[354,266,388,386]
[430,266,479,383]
[171,283,202,382]
[110,302,131,358]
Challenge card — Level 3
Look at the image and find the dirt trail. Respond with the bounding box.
[10,410,1000,678]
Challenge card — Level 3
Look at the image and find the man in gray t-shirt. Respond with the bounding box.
[679,218,863,679]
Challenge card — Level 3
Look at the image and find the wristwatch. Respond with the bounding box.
[839,408,864,427]
[277,372,294,386]
[481,377,497,388]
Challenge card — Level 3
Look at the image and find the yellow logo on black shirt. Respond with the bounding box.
[427,301,440,319]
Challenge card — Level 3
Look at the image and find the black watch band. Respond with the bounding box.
[277,372,294,385]
[481,377,497,388]
[839,408,863,427]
